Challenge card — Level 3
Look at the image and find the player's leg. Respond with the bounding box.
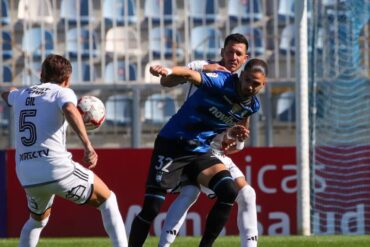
[234,178,258,247]
[87,174,127,247]
[19,187,54,247]
[196,162,238,247]
[159,185,200,247]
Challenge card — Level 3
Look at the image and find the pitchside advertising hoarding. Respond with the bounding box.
[4,147,299,237]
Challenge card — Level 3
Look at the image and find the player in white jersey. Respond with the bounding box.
[1,54,127,247]
[159,34,258,247]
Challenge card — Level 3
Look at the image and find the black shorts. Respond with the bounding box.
[146,136,222,192]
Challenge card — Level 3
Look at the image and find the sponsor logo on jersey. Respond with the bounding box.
[205,72,218,78]
[209,106,234,126]
[19,148,50,161]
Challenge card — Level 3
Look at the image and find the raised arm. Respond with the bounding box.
[150,65,202,87]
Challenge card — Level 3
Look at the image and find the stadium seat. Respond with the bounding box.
[104,61,137,83]
[232,25,265,57]
[191,25,222,60]
[60,0,92,25]
[279,24,295,54]
[278,0,312,22]
[227,0,263,23]
[71,61,96,84]
[276,91,295,122]
[105,26,144,57]
[1,65,12,83]
[144,60,174,83]
[148,27,184,60]
[144,93,177,125]
[66,28,99,59]
[1,31,12,60]
[17,0,54,24]
[103,0,138,26]
[0,99,10,128]
[20,60,42,85]
[1,0,10,25]
[187,0,222,24]
[22,28,54,58]
[144,0,179,25]
[105,95,133,126]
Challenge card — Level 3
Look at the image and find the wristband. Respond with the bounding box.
[164,68,173,76]
[236,140,245,150]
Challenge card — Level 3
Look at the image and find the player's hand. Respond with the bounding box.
[227,125,250,142]
[202,64,230,72]
[150,65,170,77]
[83,146,98,169]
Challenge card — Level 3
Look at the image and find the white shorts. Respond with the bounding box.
[201,152,244,197]
[24,162,94,215]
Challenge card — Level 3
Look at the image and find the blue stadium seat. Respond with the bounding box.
[22,28,54,58]
[149,27,184,60]
[71,62,96,84]
[188,0,221,24]
[276,91,295,122]
[191,26,222,60]
[0,99,10,128]
[144,93,177,125]
[1,31,12,60]
[105,95,133,126]
[103,0,138,26]
[60,0,92,25]
[105,27,144,57]
[1,65,12,83]
[232,25,265,56]
[144,0,179,25]
[227,0,263,23]
[66,28,99,59]
[1,0,10,25]
[17,0,54,24]
[278,0,312,22]
[279,24,295,54]
[104,61,137,83]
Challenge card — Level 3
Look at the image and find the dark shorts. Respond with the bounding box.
[146,136,222,192]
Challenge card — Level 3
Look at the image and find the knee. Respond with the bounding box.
[140,189,166,221]
[236,185,256,205]
[180,185,200,203]
[208,170,238,203]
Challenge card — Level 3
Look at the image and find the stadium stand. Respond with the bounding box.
[104,61,137,83]
[148,27,184,60]
[105,94,133,126]
[103,0,138,26]
[17,0,54,24]
[60,0,92,25]
[0,0,10,26]
[71,61,96,84]
[191,25,222,60]
[144,93,177,125]
[1,65,12,83]
[227,0,264,23]
[187,0,221,25]
[21,28,54,58]
[1,31,12,60]
[144,0,179,25]
[105,26,144,58]
[65,27,99,58]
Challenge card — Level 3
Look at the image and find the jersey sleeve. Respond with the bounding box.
[57,88,78,109]
[200,71,232,90]
[7,89,20,106]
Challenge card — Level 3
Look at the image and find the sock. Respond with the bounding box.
[159,185,200,247]
[236,185,258,247]
[129,193,165,247]
[99,192,127,247]
[19,216,49,247]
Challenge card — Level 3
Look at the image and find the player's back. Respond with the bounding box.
[8,83,77,187]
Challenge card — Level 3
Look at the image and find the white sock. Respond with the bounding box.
[158,185,200,247]
[236,185,258,247]
[19,216,49,247]
[99,192,128,247]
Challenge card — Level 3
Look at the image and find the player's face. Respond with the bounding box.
[238,71,266,98]
[221,42,248,73]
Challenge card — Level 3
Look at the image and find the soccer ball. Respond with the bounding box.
[77,96,106,131]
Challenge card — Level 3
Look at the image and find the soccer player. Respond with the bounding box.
[159,34,259,247]
[1,54,127,247]
[129,58,267,247]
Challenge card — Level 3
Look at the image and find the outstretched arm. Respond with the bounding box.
[150,65,202,87]
[1,86,17,106]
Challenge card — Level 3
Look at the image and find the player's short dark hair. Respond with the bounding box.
[40,54,72,84]
[224,33,249,52]
[244,58,268,76]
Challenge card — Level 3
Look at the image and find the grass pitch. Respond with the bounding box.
[1,235,370,246]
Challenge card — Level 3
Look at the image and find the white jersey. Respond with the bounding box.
[8,83,78,187]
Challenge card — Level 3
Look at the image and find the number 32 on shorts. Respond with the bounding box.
[155,155,173,173]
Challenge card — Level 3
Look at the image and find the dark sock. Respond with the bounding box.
[199,201,233,247]
[128,214,151,247]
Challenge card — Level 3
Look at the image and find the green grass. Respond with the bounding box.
[1,235,370,247]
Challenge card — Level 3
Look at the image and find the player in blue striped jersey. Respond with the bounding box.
[129,58,267,247]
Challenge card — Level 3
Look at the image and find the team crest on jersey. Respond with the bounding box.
[205,72,218,78]
[230,103,250,118]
